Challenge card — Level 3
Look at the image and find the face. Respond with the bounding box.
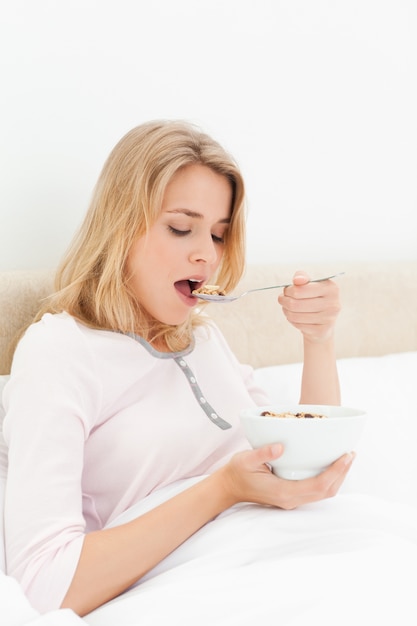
[126,164,233,327]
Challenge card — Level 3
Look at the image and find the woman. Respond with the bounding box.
[3,120,351,616]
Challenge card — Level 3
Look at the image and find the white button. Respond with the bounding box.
[200,397,206,404]
[211,413,218,419]
[179,360,186,367]
[190,377,196,383]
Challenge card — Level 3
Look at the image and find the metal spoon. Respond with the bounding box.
[193,272,345,303]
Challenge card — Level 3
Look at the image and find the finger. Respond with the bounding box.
[276,452,355,509]
[281,309,338,326]
[323,451,356,494]
[292,271,310,286]
[304,452,355,500]
[246,443,284,470]
[286,274,340,299]
[279,284,340,314]
[282,271,310,296]
[240,443,284,472]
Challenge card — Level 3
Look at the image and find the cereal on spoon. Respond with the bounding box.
[192,285,226,296]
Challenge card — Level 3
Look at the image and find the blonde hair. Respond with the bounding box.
[35,120,246,350]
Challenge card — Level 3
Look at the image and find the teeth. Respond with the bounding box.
[188,279,199,282]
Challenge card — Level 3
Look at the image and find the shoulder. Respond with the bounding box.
[17,312,125,352]
[12,313,127,379]
[21,311,83,339]
[5,314,105,432]
[14,313,92,364]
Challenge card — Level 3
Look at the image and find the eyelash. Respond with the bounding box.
[168,226,225,244]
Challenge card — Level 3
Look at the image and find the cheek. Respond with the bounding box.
[125,243,149,290]
[127,238,156,271]
[125,251,139,283]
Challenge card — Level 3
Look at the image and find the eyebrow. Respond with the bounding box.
[166,209,231,224]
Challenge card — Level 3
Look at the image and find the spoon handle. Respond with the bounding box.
[249,272,345,294]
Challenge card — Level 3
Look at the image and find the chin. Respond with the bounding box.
[157,309,191,327]
[166,315,191,327]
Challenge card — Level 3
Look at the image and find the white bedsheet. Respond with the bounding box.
[1,351,417,625]
[84,481,417,626]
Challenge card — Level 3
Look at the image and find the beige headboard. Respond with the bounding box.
[1,260,416,374]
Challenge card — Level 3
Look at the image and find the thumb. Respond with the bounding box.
[292,271,310,286]
[252,443,284,466]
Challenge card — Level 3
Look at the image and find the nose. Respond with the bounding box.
[189,234,219,265]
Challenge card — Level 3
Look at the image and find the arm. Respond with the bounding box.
[61,444,353,616]
[6,313,351,617]
[278,271,341,405]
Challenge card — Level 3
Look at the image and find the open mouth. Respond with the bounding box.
[174,279,204,297]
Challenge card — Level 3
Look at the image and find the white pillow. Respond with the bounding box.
[0,374,9,573]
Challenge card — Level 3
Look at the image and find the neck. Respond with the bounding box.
[149,336,170,352]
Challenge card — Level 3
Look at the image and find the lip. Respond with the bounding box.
[187,275,207,284]
[174,276,207,306]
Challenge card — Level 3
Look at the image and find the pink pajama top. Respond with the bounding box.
[2,312,270,612]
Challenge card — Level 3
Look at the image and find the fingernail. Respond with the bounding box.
[271,443,283,457]
[344,452,356,465]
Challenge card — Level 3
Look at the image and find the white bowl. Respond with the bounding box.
[240,404,366,480]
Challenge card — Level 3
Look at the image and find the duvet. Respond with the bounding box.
[1,352,417,625]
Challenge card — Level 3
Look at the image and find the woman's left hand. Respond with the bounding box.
[277,271,341,343]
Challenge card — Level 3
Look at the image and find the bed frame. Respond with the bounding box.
[1,260,416,374]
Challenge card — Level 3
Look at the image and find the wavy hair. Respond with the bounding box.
[35,120,246,350]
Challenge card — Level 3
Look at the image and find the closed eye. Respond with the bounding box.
[168,226,191,237]
[168,226,225,244]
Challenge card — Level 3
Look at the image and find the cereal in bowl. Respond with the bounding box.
[260,410,327,419]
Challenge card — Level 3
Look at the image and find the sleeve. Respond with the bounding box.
[2,314,102,612]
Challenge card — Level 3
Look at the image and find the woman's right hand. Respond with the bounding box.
[221,444,355,510]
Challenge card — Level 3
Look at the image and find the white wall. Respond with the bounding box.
[1,0,416,271]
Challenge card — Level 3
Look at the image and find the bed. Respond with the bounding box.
[1,261,417,625]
